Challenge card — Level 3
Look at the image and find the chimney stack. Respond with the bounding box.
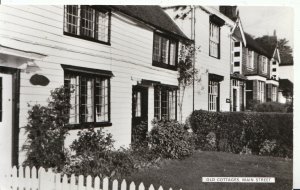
[219,6,238,21]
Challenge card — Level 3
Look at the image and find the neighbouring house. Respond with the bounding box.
[218,6,280,110]
[278,61,294,103]
[0,5,190,167]
[164,6,232,120]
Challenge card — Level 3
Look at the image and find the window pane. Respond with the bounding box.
[208,80,219,111]
[161,89,168,119]
[81,76,94,122]
[81,6,95,38]
[65,74,80,124]
[95,11,109,42]
[169,41,176,66]
[134,92,141,117]
[65,5,79,34]
[154,87,161,120]
[95,78,108,122]
[161,37,169,64]
[153,35,161,62]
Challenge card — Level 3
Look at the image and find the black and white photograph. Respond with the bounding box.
[0,1,298,190]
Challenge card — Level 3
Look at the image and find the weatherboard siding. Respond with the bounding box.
[0,5,179,163]
[165,6,231,120]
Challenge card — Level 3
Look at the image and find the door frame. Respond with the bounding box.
[0,66,20,166]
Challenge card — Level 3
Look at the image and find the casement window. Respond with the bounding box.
[272,86,277,101]
[209,22,220,58]
[208,80,219,111]
[64,5,110,44]
[261,56,267,73]
[154,86,177,120]
[152,33,178,70]
[257,81,265,102]
[247,49,254,69]
[63,65,112,128]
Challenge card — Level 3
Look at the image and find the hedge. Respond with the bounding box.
[189,110,293,158]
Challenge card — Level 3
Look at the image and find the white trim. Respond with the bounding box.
[0,44,46,60]
[266,79,279,86]
[246,75,267,82]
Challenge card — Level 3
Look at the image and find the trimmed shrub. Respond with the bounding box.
[147,119,195,159]
[189,110,293,158]
[253,102,287,112]
[65,128,135,179]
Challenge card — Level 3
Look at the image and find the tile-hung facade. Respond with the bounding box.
[164,6,231,120]
[0,5,190,167]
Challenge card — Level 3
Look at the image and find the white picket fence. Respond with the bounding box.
[0,166,180,190]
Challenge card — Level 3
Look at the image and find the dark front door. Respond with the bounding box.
[131,85,148,144]
[233,88,237,111]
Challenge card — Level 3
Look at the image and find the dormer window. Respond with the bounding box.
[64,5,111,44]
[152,33,178,70]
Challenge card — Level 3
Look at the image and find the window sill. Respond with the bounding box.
[246,67,254,70]
[63,32,111,46]
[152,61,177,71]
[66,122,112,130]
[209,54,220,59]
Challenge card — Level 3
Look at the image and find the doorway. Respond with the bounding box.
[131,85,148,144]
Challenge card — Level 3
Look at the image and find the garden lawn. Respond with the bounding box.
[125,151,292,190]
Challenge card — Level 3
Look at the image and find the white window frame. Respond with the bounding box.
[154,86,177,120]
[257,81,265,103]
[208,80,219,111]
[272,86,277,102]
[209,22,220,58]
[64,5,110,44]
[247,49,254,69]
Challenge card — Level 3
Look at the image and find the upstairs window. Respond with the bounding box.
[64,5,110,44]
[261,56,267,73]
[152,33,178,70]
[209,22,220,58]
[247,49,254,69]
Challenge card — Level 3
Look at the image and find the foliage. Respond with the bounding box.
[255,35,293,64]
[253,102,287,112]
[23,86,72,171]
[189,110,293,158]
[65,128,135,179]
[131,121,148,149]
[147,119,195,159]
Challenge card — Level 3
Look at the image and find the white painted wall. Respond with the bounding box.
[165,6,231,121]
[0,5,179,163]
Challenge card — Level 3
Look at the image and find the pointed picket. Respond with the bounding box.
[24,166,31,189]
[86,175,92,190]
[138,182,145,190]
[55,173,62,190]
[94,176,101,190]
[169,188,173,190]
[78,175,84,189]
[102,177,109,190]
[31,167,38,190]
[70,174,76,190]
[11,166,18,190]
[129,181,136,190]
[158,186,164,190]
[112,179,118,190]
[149,184,155,190]
[121,179,127,190]
[62,174,69,190]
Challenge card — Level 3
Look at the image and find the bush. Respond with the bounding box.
[189,110,293,158]
[23,86,71,171]
[147,119,195,159]
[253,102,287,112]
[65,128,135,179]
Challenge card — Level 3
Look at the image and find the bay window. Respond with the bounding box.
[152,33,178,70]
[257,81,265,102]
[64,5,110,44]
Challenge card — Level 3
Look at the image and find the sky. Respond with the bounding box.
[238,6,294,48]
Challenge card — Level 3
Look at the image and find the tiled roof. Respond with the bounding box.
[244,33,270,58]
[108,5,189,40]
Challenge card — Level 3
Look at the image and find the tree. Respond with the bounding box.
[255,35,293,64]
